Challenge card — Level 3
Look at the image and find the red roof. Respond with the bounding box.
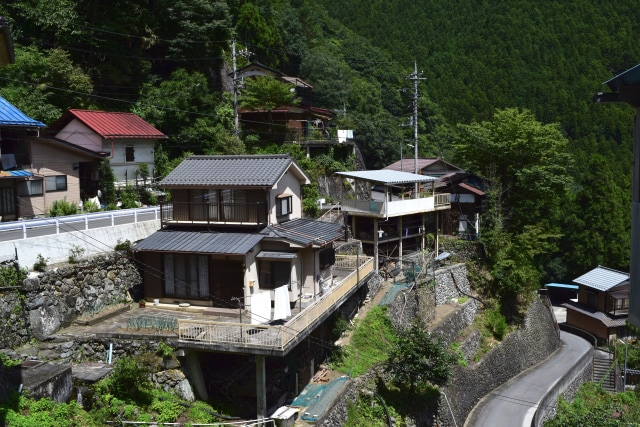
[62,109,167,139]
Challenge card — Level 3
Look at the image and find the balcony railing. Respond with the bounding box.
[177,255,374,352]
[160,201,268,227]
[340,193,450,217]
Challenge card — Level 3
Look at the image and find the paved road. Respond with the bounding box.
[464,331,592,427]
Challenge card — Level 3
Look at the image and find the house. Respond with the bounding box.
[384,158,487,238]
[132,154,374,418]
[334,169,451,270]
[236,63,354,158]
[18,136,103,217]
[47,109,168,186]
[0,96,46,220]
[563,266,630,344]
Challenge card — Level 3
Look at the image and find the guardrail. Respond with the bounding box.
[0,207,160,242]
[178,257,374,351]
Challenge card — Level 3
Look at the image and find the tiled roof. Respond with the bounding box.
[261,219,344,247]
[133,230,264,255]
[0,97,45,127]
[53,109,166,139]
[572,266,629,292]
[160,155,310,187]
[563,300,627,328]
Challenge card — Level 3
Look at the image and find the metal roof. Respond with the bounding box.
[545,283,578,290]
[562,301,627,328]
[335,170,437,186]
[53,109,167,139]
[572,266,629,292]
[0,97,45,127]
[261,219,344,246]
[160,155,310,187]
[133,231,263,255]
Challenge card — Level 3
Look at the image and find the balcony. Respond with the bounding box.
[176,255,374,356]
[340,192,450,218]
[160,201,268,228]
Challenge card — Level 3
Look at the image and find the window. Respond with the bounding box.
[125,145,135,162]
[45,175,67,192]
[259,260,291,290]
[277,194,292,216]
[319,247,335,269]
[163,253,208,299]
[18,180,43,196]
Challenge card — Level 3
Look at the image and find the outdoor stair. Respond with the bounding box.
[593,356,616,391]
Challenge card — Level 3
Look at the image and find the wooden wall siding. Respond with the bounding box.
[20,140,91,215]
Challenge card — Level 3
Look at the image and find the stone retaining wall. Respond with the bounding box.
[0,253,142,349]
[436,298,562,427]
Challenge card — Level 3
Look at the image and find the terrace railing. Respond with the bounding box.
[177,256,374,352]
[160,201,268,227]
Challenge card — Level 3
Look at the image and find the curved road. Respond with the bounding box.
[465,332,592,427]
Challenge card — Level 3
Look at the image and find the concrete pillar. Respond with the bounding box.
[256,355,266,420]
[374,218,379,273]
[182,350,208,400]
[398,216,403,265]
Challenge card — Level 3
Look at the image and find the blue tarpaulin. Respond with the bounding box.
[545,283,578,289]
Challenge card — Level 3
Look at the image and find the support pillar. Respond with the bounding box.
[374,218,379,273]
[182,350,208,400]
[256,355,266,421]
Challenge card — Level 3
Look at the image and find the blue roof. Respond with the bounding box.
[0,97,45,127]
[545,283,578,290]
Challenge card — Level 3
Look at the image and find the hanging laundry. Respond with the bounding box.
[250,291,272,325]
[273,285,292,321]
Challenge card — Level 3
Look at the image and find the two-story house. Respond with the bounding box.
[334,169,451,270]
[132,154,374,419]
[384,158,487,238]
[563,265,630,344]
[47,109,167,187]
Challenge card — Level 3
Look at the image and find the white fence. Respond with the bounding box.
[0,207,159,242]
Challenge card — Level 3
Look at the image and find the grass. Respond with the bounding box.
[330,306,396,377]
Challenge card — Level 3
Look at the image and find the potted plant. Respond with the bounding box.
[138,299,146,308]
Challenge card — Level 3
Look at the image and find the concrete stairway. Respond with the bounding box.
[593,355,616,391]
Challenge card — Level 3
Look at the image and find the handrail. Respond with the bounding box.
[0,206,159,241]
[178,257,374,350]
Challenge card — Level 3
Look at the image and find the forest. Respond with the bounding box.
[0,0,638,288]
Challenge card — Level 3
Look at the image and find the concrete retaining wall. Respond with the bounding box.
[0,220,159,269]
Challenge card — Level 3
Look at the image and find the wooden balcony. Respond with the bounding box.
[160,201,268,228]
[176,255,374,356]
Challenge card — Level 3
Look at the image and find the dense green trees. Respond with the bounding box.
[0,0,636,286]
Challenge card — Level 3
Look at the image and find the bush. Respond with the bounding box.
[33,254,49,272]
[49,199,78,216]
[485,307,507,340]
[105,356,152,404]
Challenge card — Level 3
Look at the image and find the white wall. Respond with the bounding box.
[0,220,159,269]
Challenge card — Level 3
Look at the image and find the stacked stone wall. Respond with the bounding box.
[0,253,141,349]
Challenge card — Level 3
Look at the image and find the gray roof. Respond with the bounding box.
[133,231,264,255]
[261,219,344,246]
[572,266,629,292]
[160,154,310,187]
[335,170,437,185]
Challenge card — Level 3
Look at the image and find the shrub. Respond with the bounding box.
[33,254,49,272]
[49,199,78,216]
[68,245,86,264]
[83,198,100,213]
[485,307,507,340]
[106,356,152,404]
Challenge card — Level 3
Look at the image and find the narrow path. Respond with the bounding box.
[464,331,591,427]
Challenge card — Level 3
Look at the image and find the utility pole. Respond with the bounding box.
[232,40,252,136]
[405,61,425,193]
[232,39,239,135]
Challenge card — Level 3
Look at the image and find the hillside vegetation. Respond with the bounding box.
[0,0,635,288]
